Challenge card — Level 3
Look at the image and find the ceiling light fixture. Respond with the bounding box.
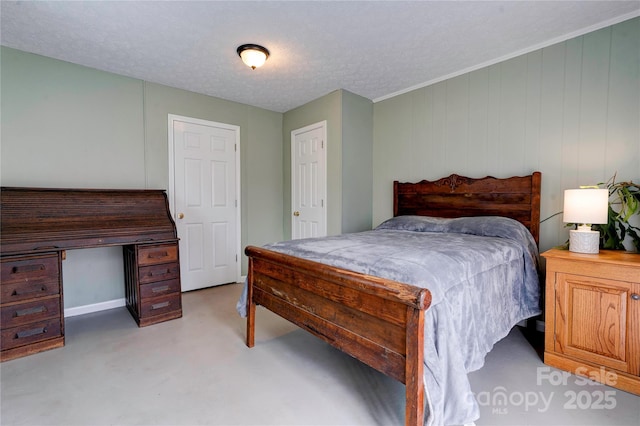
[237,44,270,70]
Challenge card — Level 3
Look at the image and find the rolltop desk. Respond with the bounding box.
[1,187,183,361]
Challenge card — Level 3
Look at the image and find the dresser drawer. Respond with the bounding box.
[1,297,61,329]
[139,262,180,284]
[138,244,178,266]
[1,254,59,285]
[139,279,181,299]
[140,293,181,318]
[1,319,62,351]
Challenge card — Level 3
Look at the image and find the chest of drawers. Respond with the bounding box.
[0,253,64,361]
[124,243,182,327]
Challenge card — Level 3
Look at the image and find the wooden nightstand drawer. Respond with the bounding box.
[1,319,62,351]
[1,297,61,329]
[139,279,181,299]
[138,244,178,266]
[139,263,180,284]
[140,293,181,318]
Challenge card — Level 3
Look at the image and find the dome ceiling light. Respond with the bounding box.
[237,44,270,70]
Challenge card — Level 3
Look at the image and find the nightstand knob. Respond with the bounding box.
[632,293,640,301]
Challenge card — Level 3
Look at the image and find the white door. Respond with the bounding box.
[291,121,327,239]
[168,115,240,291]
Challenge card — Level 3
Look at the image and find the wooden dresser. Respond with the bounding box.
[542,249,640,395]
[1,187,183,361]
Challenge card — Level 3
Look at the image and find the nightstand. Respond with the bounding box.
[542,249,640,395]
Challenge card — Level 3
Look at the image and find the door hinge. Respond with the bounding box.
[236,254,238,262]
[234,144,237,152]
[235,199,238,207]
[321,199,324,207]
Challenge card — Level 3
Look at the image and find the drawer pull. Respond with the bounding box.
[148,251,169,259]
[151,285,170,294]
[11,286,47,297]
[151,301,170,310]
[15,306,46,317]
[632,293,640,301]
[148,268,173,278]
[11,264,46,274]
[16,327,47,339]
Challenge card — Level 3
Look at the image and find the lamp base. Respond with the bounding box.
[569,229,600,254]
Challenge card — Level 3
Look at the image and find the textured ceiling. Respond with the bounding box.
[1,1,639,113]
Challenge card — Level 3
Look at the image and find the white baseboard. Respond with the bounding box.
[64,298,126,318]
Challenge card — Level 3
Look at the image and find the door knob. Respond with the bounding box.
[177,213,184,219]
[293,211,300,217]
[632,293,640,301]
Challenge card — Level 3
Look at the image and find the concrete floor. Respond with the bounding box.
[1,283,638,425]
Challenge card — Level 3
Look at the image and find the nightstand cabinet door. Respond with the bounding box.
[554,273,637,373]
[542,249,640,396]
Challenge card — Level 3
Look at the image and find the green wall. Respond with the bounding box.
[341,90,373,233]
[2,16,637,311]
[282,89,373,238]
[1,46,284,309]
[283,90,343,238]
[373,17,639,252]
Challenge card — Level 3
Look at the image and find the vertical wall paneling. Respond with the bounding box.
[411,89,430,179]
[606,19,640,181]
[467,68,490,177]
[579,28,612,184]
[445,75,470,173]
[538,42,567,248]
[560,36,584,191]
[498,55,528,176]
[524,50,542,173]
[486,64,502,174]
[430,83,448,177]
[373,17,639,251]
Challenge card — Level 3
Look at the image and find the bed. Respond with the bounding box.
[238,172,542,426]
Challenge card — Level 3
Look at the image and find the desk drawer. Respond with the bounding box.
[138,244,178,266]
[1,319,62,351]
[140,293,181,318]
[1,254,59,285]
[1,278,60,305]
[1,297,61,329]
[139,263,180,284]
[140,279,181,299]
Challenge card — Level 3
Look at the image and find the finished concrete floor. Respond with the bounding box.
[1,283,638,425]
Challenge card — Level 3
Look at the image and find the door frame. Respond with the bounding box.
[167,113,242,284]
[291,120,327,239]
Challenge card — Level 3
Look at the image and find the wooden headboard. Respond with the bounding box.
[393,172,541,245]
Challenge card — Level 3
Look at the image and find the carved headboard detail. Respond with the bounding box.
[393,172,542,245]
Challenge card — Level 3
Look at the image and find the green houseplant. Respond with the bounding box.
[594,175,640,251]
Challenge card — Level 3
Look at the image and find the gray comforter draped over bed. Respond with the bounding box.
[237,215,541,426]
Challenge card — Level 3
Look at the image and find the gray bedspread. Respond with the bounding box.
[237,215,541,426]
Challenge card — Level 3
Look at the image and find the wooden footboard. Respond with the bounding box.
[245,245,432,426]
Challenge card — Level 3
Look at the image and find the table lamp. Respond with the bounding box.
[563,188,609,254]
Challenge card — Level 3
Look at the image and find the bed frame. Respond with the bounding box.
[244,172,541,425]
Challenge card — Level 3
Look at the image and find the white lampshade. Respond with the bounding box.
[563,188,609,225]
[563,188,609,254]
